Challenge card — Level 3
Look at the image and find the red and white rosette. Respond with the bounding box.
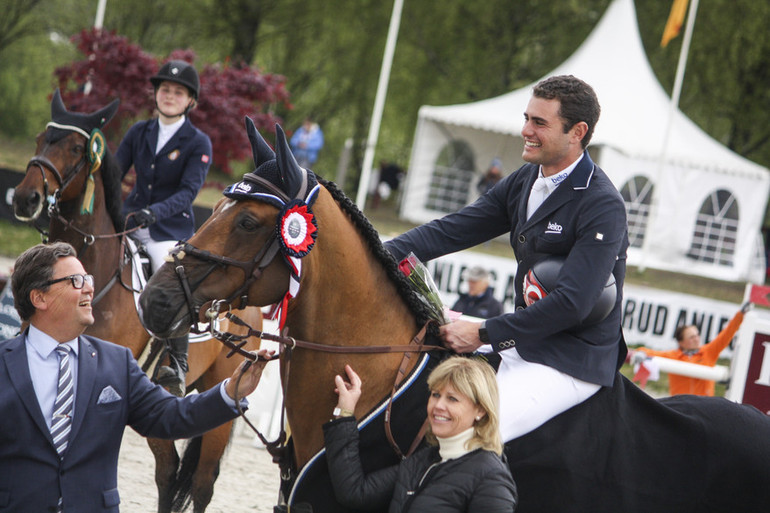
[277,200,318,258]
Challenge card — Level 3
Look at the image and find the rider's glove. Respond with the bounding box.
[134,208,156,228]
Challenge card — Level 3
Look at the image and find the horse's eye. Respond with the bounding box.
[238,217,260,232]
[72,144,85,155]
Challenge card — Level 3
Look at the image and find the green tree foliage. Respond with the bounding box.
[637,1,770,167]
[0,0,45,54]
[1,0,769,200]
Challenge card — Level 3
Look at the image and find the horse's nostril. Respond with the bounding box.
[12,189,43,219]
[28,191,41,208]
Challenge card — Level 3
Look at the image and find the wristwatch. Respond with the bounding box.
[478,321,490,344]
[333,407,354,418]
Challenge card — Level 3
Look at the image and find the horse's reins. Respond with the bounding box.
[210,304,440,356]
[209,302,443,474]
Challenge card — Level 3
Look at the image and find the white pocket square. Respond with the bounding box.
[97,385,122,404]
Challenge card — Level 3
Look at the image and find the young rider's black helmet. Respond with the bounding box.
[150,60,200,99]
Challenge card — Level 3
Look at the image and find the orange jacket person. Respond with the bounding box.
[634,303,749,396]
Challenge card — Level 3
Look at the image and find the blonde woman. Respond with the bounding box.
[323,356,517,512]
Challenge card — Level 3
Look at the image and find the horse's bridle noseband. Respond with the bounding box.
[168,235,283,332]
[27,149,88,217]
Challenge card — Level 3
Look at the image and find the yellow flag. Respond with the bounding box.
[661,0,690,47]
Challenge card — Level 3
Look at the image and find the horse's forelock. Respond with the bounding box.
[219,198,238,213]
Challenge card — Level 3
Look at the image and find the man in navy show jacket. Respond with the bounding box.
[385,75,629,442]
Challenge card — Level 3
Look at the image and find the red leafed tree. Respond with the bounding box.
[54,29,157,142]
[54,28,292,175]
[193,58,291,175]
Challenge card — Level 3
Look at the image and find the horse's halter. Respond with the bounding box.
[168,173,306,332]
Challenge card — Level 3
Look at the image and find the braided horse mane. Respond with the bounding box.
[318,177,438,336]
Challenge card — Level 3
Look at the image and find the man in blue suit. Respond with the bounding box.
[0,242,271,512]
[386,75,629,442]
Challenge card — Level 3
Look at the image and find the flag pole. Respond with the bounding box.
[639,0,700,271]
[664,0,699,146]
[355,0,404,210]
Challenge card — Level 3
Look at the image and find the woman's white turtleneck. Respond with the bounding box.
[437,427,475,461]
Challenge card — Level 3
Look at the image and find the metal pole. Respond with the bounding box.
[95,0,107,29]
[639,0,699,271]
[355,0,404,210]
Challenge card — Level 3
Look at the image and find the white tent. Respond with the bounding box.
[399,0,769,283]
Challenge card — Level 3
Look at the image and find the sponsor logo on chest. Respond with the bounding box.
[545,221,563,234]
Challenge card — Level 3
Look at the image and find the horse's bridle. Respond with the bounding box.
[27,150,87,221]
[167,234,283,333]
[25,131,141,302]
[167,172,304,331]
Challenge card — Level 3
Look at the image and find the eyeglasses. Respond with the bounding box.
[43,274,94,289]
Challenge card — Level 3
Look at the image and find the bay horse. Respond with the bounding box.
[139,119,770,513]
[12,90,262,513]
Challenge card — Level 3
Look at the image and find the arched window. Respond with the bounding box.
[687,189,739,266]
[619,176,653,248]
[426,140,475,213]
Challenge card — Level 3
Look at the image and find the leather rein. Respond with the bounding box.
[205,301,441,478]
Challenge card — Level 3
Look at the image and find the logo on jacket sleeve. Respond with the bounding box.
[545,221,563,234]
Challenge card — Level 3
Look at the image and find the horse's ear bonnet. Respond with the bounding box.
[223,118,320,209]
[223,118,322,325]
[47,88,120,142]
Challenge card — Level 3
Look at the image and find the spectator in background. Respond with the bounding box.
[372,160,404,209]
[477,158,504,195]
[631,302,750,396]
[452,266,505,319]
[290,117,325,169]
